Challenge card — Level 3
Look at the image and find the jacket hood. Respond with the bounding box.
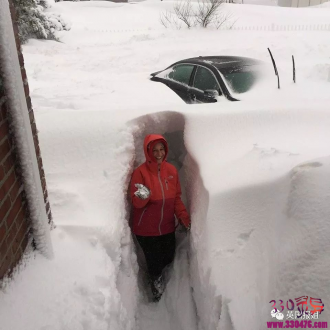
[143,134,168,164]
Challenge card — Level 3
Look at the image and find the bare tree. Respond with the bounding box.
[195,0,225,28]
[160,11,182,29]
[214,11,236,29]
[160,11,174,28]
[173,0,196,29]
[160,0,236,30]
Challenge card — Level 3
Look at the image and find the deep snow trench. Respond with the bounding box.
[135,232,198,330]
[126,112,199,330]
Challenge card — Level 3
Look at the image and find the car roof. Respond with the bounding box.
[175,56,262,71]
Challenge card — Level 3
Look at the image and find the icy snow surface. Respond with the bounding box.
[1,0,330,329]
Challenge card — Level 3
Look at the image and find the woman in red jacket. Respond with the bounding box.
[130,134,190,301]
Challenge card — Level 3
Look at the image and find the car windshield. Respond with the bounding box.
[220,65,261,94]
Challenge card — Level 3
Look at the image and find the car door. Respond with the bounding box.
[162,64,195,103]
[190,66,222,103]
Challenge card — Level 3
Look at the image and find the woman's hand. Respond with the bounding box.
[185,222,191,231]
[134,184,150,200]
[178,219,191,233]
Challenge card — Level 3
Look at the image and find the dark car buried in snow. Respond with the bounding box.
[150,56,264,104]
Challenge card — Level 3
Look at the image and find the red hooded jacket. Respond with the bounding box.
[130,134,190,236]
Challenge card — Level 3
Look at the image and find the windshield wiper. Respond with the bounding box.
[292,55,296,83]
[267,48,280,89]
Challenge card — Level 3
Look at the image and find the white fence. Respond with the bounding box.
[278,0,329,7]
[87,23,330,33]
[225,23,330,31]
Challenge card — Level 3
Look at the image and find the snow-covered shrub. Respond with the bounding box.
[13,0,70,44]
[160,0,236,29]
[195,0,225,27]
[173,0,196,29]
[47,12,71,33]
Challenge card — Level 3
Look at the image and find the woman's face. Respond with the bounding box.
[152,143,165,164]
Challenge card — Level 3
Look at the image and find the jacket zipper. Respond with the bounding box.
[158,168,165,235]
[165,179,168,190]
[138,207,147,226]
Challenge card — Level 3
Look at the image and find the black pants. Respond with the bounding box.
[136,232,176,278]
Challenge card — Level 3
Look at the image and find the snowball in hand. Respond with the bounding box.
[134,184,150,200]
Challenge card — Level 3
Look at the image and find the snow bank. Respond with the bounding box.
[0,227,131,329]
[0,109,140,330]
[183,103,330,329]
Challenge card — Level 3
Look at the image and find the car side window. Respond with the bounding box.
[193,66,220,93]
[167,65,194,85]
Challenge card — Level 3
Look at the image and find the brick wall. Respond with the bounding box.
[0,77,31,279]
[0,0,53,280]
[9,0,53,226]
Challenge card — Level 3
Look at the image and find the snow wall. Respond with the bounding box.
[184,104,330,330]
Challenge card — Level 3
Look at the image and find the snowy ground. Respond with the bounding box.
[1,0,330,329]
